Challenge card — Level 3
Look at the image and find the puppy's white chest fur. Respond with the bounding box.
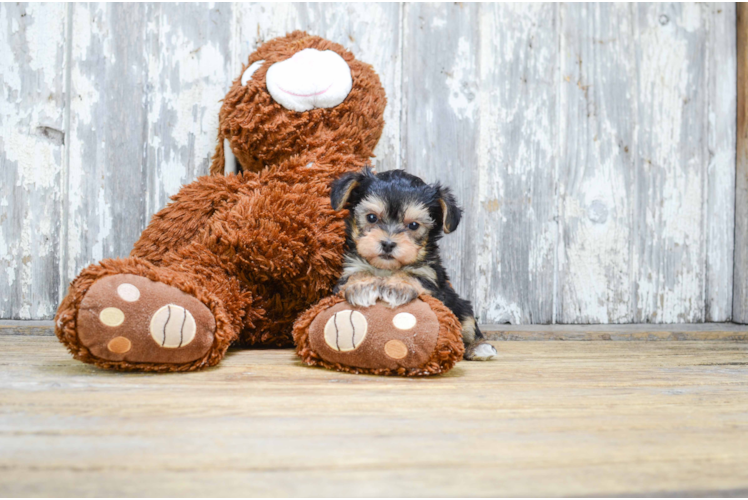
[342,255,437,283]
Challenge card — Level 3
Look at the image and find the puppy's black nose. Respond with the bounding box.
[381,241,397,253]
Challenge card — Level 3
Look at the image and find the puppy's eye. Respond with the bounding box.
[408,222,420,230]
[366,214,378,224]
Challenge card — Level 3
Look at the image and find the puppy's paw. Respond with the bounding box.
[344,283,380,308]
[464,342,498,361]
[379,283,419,308]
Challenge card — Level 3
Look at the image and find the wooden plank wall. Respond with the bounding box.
[733,3,748,323]
[0,3,738,324]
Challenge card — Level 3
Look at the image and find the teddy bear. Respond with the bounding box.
[54,31,464,375]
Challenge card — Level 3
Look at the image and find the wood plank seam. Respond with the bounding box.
[4,320,748,341]
[59,3,73,307]
[734,4,748,323]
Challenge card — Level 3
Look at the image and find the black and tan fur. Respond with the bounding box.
[330,168,497,361]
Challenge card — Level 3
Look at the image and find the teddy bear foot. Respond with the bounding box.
[75,274,216,367]
[293,294,464,376]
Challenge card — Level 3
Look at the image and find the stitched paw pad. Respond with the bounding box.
[307,299,440,370]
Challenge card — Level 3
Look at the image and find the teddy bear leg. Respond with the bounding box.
[55,254,257,372]
[294,295,465,376]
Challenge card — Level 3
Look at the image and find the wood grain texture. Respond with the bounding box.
[63,3,150,295]
[2,334,748,496]
[0,3,740,324]
[0,320,58,337]
[484,322,748,341]
[557,3,637,323]
[734,3,748,323]
[143,3,234,220]
[556,4,735,323]
[5,320,748,341]
[706,3,736,322]
[634,4,710,323]
[0,3,67,319]
[472,4,557,324]
[400,4,558,324]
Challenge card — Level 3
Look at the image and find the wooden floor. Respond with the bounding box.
[2,326,748,497]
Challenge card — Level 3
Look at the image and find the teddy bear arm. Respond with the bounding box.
[204,183,345,283]
[132,174,256,265]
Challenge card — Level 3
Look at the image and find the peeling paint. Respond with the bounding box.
[431,17,446,28]
[1,3,65,319]
[446,37,477,121]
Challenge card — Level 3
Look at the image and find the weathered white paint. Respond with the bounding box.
[0,3,66,319]
[556,3,636,324]
[707,3,737,322]
[64,3,148,301]
[734,3,748,324]
[144,3,234,215]
[456,3,557,324]
[0,3,739,323]
[402,2,736,324]
[634,3,711,323]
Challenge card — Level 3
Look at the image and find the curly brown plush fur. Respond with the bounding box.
[55,31,387,371]
[293,294,465,377]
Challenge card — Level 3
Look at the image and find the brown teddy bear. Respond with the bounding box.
[54,31,464,375]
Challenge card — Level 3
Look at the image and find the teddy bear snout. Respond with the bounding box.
[266,48,353,113]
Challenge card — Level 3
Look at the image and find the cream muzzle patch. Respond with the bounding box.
[266,49,352,112]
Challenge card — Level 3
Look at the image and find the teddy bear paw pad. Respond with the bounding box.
[323,309,368,352]
[308,299,440,371]
[76,274,216,365]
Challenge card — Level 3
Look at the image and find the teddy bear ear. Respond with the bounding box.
[241,60,265,86]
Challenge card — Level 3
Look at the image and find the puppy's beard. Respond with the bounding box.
[369,255,403,270]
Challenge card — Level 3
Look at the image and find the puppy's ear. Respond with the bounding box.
[436,185,462,234]
[330,168,371,211]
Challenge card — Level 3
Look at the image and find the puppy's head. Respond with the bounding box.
[330,168,462,270]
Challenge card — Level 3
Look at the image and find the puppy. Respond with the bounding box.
[330,168,497,361]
